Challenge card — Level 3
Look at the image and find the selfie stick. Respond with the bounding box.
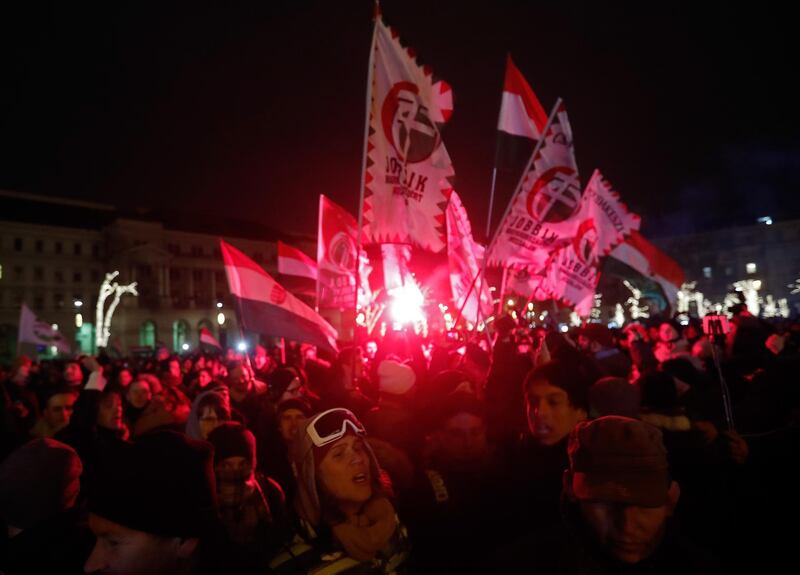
[707,317,736,432]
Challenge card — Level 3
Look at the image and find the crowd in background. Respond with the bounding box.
[1,302,798,574]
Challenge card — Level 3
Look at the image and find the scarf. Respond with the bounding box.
[331,497,398,562]
[216,465,272,545]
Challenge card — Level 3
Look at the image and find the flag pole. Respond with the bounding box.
[486,97,562,257]
[482,98,562,325]
[316,196,323,313]
[354,8,379,345]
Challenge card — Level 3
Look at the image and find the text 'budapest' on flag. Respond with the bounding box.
[318,195,372,310]
[220,240,338,353]
[488,99,583,272]
[362,13,455,253]
[542,170,641,316]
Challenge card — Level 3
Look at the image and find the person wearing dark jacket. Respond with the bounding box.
[0,438,92,575]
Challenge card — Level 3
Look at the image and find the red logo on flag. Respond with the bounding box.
[381,82,440,163]
[527,166,582,223]
[573,219,599,265]
[270,284,287,305]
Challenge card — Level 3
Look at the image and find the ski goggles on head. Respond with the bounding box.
[306,408,366,447]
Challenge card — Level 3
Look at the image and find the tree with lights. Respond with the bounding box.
[95,271,138,349]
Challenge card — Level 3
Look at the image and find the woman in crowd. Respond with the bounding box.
[270,407,409,573]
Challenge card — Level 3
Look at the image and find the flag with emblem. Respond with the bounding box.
[445,192,493,323]
[361,11,455,253]
[542,170,641,315]
[318,195,373,309]
[220,240,338,353]
[487,99,583,271]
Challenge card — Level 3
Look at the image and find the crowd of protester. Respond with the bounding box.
[1,302,798,574]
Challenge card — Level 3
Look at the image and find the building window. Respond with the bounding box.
[725,266,733,277]
[54,293,64,308]
[193,270,204,283]
[33,267,44,281]
[55,241,63,255]
[215,271,225,285]
[74,243,82,256]
[92,244,100,258]
[91,270,99,282]
[167,243,180,255]
[191,245,203,257]
[13,238,22,252]
[140,321,157,348]
[33,294,44,310]
[0,264,3,280]
[35,240,43,253]
[55,270,64,282]
[702,267,712,279]
[746,262,757,274]
[13,266,23,281]
[73,271,82,283]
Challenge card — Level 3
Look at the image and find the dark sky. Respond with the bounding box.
[1,1,798,239]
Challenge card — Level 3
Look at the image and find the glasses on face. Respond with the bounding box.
[306,408,366,447]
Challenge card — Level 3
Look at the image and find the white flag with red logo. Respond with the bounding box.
[318,195,372,309]
[543,170,641,315]
[362,14,455,253]
[446,192,493,323]
[488,100,583,271]
[221,240,338,352]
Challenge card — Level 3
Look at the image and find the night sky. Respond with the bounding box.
[1,1,798,239]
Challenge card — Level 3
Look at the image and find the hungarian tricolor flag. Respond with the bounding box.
[610,231,684,308]
[18,304,71,354]
[488,100,583,272]
[362,12,455,252]
[277,241,317,298]
[278,241,318,281]
[496,55,548,175]
[199,327,222,350]
[220,240,338,353]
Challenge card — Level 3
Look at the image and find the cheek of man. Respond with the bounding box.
[84,514,197,575]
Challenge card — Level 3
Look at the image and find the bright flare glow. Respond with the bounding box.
[757,216,773,225]
[237,342,247,352]
[216,302,223,309]
[527,302,534,311]
[388,279,425,325]
[74,300,83,308]
[182,343,190,351]
[52,323,58,331]
[507,299,515,307]
[788,277,800,295]
[217,312,226,326]
[75,313,83,328]
[569,312,582,327]
[356,312,367,326]
[560,324,569,333]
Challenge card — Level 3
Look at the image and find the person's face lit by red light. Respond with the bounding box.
[43,392,77,432]
[97,393,124,431]
[526,380,586,446]
[317,435,373,514]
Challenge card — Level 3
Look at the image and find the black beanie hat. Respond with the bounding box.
[206,422,257,466]
[89,430,217,538]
